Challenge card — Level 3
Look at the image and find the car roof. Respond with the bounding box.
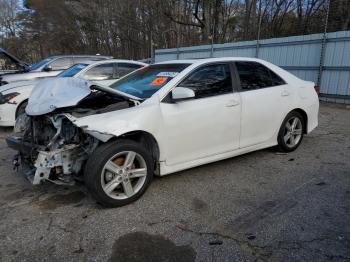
[47,55,113,59]
[155,57,266,65]
[71,61,96,65]
[87,59,147,65]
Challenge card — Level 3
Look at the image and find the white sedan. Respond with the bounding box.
[0,59,146,126]
[6,57,319,207]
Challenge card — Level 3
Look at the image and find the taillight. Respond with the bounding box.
[314,85,320,95]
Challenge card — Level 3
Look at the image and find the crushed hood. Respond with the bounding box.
[25,77,141,116]
[26,78,91,116]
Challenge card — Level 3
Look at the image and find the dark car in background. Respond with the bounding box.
[0,48,29,75]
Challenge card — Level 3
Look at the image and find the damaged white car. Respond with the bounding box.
[6,58,319,207]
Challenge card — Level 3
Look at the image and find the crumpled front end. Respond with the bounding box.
[6,77,140,185]
[7,114,99,185]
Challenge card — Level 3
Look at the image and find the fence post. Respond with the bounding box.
[255,40,260,58]
[317,0,331,89]
[209,36,214,58]
[255,0,262,58]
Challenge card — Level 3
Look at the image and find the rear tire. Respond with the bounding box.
[277,111,305,152]
[84,139,153,207]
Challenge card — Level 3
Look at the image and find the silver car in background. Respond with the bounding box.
[0,59,146,126]
[0,55,112,86]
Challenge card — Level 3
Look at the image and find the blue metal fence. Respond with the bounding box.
[155,31,350,104]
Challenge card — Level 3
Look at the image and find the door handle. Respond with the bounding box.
[281,90,290,97]
[226,100,240,107]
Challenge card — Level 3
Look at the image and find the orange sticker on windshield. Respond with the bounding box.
[151,77,168,86]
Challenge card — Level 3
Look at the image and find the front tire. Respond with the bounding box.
[84,139,153,207]
[277,111,305,152]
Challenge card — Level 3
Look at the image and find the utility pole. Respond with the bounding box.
[255,0,262,58]
[210,24,215,57]
[150,31,154,63]
[317,0,331,89]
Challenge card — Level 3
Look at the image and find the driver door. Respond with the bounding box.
[159,63,241,166]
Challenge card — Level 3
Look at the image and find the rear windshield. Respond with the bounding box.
[57,63,89,77]
[110,64,190,99]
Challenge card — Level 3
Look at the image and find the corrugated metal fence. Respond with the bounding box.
[155,31,350,104]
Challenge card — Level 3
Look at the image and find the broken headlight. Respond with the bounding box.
[14,113,30,134]
[0,92,19,104]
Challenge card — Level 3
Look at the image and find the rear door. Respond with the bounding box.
[235,61,289,148]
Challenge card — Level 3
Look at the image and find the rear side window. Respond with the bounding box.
[179,64,233,99]
[117,63,143,78]
[270,69,286,86]
[235,62,285,91]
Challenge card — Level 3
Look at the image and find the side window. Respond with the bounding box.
[83,63,114,81]
[235,62,285,91]
[179,64,233,99]
[117,63,143,78]
[49,58,73,71]
[73,57,92,64]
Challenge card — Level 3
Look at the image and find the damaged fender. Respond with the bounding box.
[66,99,162,143]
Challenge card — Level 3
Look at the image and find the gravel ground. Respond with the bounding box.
[0,102,349,262]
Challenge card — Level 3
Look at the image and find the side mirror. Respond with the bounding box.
[43,65,52,72]
[22,64,30,72]
[171,87,195,101]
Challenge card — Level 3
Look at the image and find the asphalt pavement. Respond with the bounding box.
[0,102,349,262]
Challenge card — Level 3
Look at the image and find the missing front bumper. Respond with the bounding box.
[6,136,83,185]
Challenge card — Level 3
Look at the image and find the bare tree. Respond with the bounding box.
[0,0,19,37]
[0,0,345,63]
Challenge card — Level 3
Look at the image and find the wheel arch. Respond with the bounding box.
[291,108,308,133]
[114,130,160,172]
[15,99,28,118]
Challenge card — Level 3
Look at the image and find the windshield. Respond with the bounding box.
[57,63,89,77]
[29,57,56,71]
[110,64,190,99]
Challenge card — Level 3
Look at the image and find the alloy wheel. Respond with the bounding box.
[283,116,303,148]
[101,151,147,200]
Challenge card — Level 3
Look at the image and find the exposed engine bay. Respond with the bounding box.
[8,83,138,185]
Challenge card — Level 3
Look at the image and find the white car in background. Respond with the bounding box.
[6,57,319,207]
[0,59,146,126]
[0,55,111,86]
